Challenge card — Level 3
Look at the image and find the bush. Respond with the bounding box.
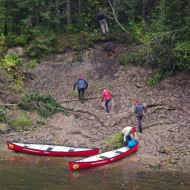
[0,34,5,45]
[18,93,71,118]
[1,52,24,88]
[15,35,29,45]
[146,70,164,87]
[25,28,57,58]
[26,59,38,69]
[0,108,7,123]
[103,131,123,151]
[10,113,33,131]
[174,41,190,70]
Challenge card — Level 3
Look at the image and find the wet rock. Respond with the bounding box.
[94,124,102,128]
[168,157,178,164]
[104,123,110,127]
[89,116,96,120]
[165,150,171,154]
[172,155,180,160]
[148,162,162,169]
[159,147,166,153]
[23,131,30,136]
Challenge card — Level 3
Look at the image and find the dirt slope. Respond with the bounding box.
[1,42,190,167]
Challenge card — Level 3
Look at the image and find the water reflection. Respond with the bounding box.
[0,150,190,190]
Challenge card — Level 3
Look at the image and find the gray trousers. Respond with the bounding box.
[99,19,109,33]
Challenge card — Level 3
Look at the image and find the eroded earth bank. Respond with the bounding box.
[1,42,190,170]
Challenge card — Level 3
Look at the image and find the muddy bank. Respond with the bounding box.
[1,44,190,169]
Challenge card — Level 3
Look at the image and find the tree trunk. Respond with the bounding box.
[66,0,72,24]
[78,0,81,14]
[4,0,8,35]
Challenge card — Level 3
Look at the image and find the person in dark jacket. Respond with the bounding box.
[74,76,88,103]
[134,100,147,133]
[95,10,109,33]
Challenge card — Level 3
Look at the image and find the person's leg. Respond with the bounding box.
[81,88,85,103]
[103,19,109,33]
[125,135,132,146]
[137,115,143,133]
[105,99,110,113]
[78,89,81,100]
[127,135,132,141]
[99,20,106,33]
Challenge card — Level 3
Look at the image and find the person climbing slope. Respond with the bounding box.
[100,88,113,113]
[74,76,88,103]
[94,9,109,33]
[134,100,147,133]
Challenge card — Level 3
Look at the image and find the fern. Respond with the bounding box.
[18,93,71,118]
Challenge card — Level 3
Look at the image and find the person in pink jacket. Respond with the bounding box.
[100,88,113,113]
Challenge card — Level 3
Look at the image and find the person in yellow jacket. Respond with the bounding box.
[122,126,137,146]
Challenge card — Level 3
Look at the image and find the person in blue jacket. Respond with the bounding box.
[74,76,88,103]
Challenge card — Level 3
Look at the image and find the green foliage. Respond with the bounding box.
[129,21,150,44]
[64,24,80,34]
[14,35,29,45]
[26,59,38,69]
[25,27,57,58]
[146,70,164,87]
[103,131,123,151]
[80,0,101,28]
[10,113,32,131]
[120,50,143,65]
[0,108,7,123]
[1,52,24,88]
[18,93,71,118]
[1,52,22,71]
[174,42,190,70]
[0,34,5,45]
[0,0,189,76]
[120,45,150,66]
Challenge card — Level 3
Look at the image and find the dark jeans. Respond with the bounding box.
[105,99,111,113]
[78,88,85,103]
[122,134,132,146]
[137,114,143,133]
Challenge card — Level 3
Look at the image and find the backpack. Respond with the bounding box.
[127,140,137,148]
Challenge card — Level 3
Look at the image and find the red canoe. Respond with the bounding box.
[69,143,138,171]
[6,141,99,157]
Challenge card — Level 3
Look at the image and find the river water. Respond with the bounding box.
[0,147,190,190]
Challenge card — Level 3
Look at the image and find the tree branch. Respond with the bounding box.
[107,0,131,35]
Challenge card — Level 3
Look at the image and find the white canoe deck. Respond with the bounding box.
[77,146,130,162]
[13,142,93,152]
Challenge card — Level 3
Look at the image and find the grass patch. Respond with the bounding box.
[0,108,7,123]
[103,131,123,151]
[10,113,33,131]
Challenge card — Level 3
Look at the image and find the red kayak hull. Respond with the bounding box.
[69,144,138,171]
[6,141,99,157]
